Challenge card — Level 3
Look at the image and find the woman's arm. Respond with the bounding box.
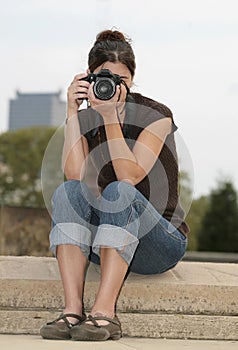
[62,73,90,180]
[88,83,172,185]
[103,116,171,185]
[62,115,89,180]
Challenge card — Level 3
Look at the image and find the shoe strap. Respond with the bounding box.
[87,314,120,327]
[48,313,86,329]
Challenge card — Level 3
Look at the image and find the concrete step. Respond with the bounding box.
[0,256,238,340]
[1,335,237,350]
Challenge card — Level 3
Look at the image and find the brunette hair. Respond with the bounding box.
[88,29,136,78]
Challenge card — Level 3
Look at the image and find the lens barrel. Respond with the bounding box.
[93,78,116,100]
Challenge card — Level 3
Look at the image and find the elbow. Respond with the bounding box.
[64,171,84,181]
[117,172,145,186]
[64,167,85,181]
[115,162,147,186]
[63,161,86,181]
[117,177,136,186]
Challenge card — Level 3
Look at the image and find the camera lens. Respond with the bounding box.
[93,78,116,100]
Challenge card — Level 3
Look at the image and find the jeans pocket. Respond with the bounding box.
[167,229,187,244]
[158,219,187,244]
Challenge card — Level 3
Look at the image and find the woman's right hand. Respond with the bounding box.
[67,72,90,117]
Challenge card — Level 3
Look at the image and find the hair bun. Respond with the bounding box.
[95,30,127,44]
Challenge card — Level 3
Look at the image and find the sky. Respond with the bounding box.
[0,0,238,199]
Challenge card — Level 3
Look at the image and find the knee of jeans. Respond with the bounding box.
[102,181,136,202]
[52,180,84,204]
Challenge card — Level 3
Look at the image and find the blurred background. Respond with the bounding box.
[0,0,238,258]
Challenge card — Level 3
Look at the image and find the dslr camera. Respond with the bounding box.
[81,69,123,101]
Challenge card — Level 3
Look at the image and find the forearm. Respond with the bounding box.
[104,117,144,184]
[62,114,87,180]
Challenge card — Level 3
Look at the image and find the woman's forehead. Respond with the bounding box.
[94,62,131,79]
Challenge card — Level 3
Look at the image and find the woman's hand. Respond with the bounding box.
[67,73,90,118]
[88,82,127,123]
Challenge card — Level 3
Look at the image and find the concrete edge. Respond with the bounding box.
[0,310,237,340]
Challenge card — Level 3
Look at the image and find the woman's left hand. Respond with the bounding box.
[88,82,127,122]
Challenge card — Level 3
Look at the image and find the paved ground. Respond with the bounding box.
[0,335,237,350]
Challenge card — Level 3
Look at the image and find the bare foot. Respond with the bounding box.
[85,311,114,326]
[58,308,84,325]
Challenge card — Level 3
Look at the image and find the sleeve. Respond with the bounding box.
[77,108,102,138]
[143,98,178,134]
[127,93,178,135]
[77,109,88,136]
[145,106,178,134]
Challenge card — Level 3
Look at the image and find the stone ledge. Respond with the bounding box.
[0,310,237,340]
[184,251,238,263]
[1,279,237,316]
[0,256,237,315]
[1,256,238,285]
[0,256,238,340]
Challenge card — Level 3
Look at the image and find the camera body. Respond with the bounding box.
[81,69,122,100]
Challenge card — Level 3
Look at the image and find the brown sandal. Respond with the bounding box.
[40,313,86,340]
[70,314,122,341]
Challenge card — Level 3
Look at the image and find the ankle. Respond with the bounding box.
[90,308,115,319]
[64,303,84,317]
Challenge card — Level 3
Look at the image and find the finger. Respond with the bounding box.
[72,85,88,94]
[87,81,96,101]
[72,72,88,82]
[68,79,90,96]
[74,92,88,101]
[114,85,122,102]
[68,85,88,98]
[73,80,90,88]
[70,80,90,89]
[118,84,127,102]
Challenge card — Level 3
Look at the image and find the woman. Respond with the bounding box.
[40,29,189,341]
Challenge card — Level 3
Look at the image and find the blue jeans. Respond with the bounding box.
[50,180,187,275]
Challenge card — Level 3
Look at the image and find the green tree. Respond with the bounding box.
[0,127,57,208]
[179,170,193,212]
[186,195,209,251]
[197,180,238,252]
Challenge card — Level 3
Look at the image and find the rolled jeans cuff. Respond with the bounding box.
[92,224,139,265]
[49,223,92,257]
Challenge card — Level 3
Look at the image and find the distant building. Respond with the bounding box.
[8,90,66,130]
